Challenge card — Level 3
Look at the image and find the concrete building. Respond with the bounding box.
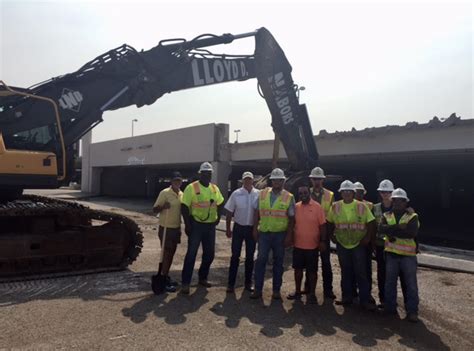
[82,114,474,248]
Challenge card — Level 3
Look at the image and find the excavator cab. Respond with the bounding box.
[0,81,66,200]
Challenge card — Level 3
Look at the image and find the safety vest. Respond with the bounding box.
[190,181,219,223]
[331,200,368,249]
[311,188,334,216]
[258,187,293,232]
[383,211,419,256]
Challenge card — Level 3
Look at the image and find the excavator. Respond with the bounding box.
[0,28,319,281]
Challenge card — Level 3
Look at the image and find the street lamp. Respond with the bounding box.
[234,129,241,143]
[297,85,306,100]
[131,118,138,137]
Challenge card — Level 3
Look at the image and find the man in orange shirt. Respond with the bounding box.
[287,185,327,304]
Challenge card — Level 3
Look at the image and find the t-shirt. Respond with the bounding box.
[224,187,260,226]
[153,187,183,229]
[294,199,326,249]
[327,200,376,249]
[327,201,375,225]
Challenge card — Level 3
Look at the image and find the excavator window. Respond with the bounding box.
[4,125,53,151]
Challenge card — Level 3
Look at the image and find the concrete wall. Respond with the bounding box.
[230,123,474,161]
[89,123,222,168]
[81,123,231,196]
[82,120,474,197]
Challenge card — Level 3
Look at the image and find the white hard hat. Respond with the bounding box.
[269,168,286,180]
[338,180,355,192]
[353,181,366,193]
[377,179,394,192]
[391,188,409,201]
[242,171,254,180]
[198,162,213,173]
[309,167,326,179]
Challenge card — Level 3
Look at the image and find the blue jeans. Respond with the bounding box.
[254,231,286,293]
[228,223,256,287]
[181,221,216,286]
[385,253,419,314]
[375,245,386,302]
[376,245,408,304]
[337,244,370,304]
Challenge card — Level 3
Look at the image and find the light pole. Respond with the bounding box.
[234,129,241,143]
[297,85,306,100]
[131,118,138,137]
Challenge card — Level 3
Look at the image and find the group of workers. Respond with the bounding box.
[153,162,420,323]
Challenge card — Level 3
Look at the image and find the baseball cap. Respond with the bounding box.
[242,171,254,180]
[171,171,183,180]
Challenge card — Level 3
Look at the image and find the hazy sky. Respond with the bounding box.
[1,0,472,143]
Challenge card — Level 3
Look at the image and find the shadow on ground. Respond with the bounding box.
[121,279,449,350]
[0,265,451,350]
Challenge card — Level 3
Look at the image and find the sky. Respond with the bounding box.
[1,0,472,143]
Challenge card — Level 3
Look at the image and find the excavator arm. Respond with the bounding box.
[0,27,318,187]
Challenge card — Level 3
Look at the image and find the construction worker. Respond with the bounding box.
[354,181,376,303]
[308,166,336,299]
[373,179,395,306]
[251,168,295,300]
[152,171,183,292]
[327,180,376,310]
[225,171,259,293]
[354,182,373,210]
[180,162,224,294]
[287,185,327,304]
[379,188,420,322]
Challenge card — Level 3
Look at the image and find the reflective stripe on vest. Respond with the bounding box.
[258,188,292,232]
[190,181,218,222]
[331,200,367,249]
[383,212,418,256]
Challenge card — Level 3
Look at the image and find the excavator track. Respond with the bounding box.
[0,195,143,283]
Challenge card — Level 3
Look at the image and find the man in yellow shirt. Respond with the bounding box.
[327,180,376,310]
[153,171,183,293]
[180,162,224,294]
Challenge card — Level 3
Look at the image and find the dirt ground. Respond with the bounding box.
[1,198,473,350]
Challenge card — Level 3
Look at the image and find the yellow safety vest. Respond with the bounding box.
[190,181,219,223]
[311,188,334,216]
[383,211,419,256]
[258,187,293,232]
[331,200,368,249]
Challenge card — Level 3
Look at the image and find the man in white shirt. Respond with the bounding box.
[225,171,260,293]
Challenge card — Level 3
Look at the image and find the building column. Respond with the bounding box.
[80,131,93,193]
[90,167,103,194]
[211,161,231,200]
